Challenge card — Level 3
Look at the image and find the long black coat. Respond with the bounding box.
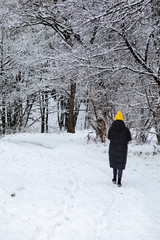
[108,120,131,170]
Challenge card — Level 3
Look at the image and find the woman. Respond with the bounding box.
[108,111,131,187]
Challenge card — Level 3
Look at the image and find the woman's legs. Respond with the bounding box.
[112,168,117,183]
[118,169,123,179]
[113,169,123,178]
[117,169,123,187]
[112,168,123,186]
[113,168,117,177]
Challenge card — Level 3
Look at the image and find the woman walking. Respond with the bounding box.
[108,111,131,187]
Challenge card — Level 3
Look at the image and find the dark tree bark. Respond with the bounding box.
[45,91,49,133]
[2,95,6,134]
[67,82,76,133]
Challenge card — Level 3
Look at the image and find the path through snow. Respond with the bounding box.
[0,132,160,240]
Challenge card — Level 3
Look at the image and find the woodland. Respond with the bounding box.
[0,0,160,144]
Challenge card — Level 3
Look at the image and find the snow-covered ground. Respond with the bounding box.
[0,131,160,240]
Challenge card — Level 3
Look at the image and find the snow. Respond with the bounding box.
[0,131,160,240]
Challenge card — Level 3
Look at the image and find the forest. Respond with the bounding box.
[0,0,160,144]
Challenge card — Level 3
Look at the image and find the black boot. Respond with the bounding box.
[117,178,122,187]
[112,175,117,184]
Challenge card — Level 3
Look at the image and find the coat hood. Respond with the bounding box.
[112,120,125,131]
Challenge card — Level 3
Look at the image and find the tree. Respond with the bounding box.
[0,0,159,144]
[80,0,160,143]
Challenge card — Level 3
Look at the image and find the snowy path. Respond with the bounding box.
[0,132,160,240]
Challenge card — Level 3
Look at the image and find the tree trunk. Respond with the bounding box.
[2,95,6,134]
[18,105,22,132]
[67,82,76,133]
[57,96,65,131]
[41,94,45,133]
[24,96,35,128]
[155,94,160,145]
[7,104,12,131]
[39,91,45,133]
[156,133,160,145]
[45,92,49,133]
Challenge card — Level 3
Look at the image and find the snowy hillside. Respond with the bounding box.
[0,131,160,240]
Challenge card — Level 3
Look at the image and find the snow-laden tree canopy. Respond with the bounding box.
[0,0,159,143]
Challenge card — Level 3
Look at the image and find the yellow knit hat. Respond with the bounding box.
[114,111,123,121]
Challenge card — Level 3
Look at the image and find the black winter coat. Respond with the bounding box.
[108,120,131,170]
